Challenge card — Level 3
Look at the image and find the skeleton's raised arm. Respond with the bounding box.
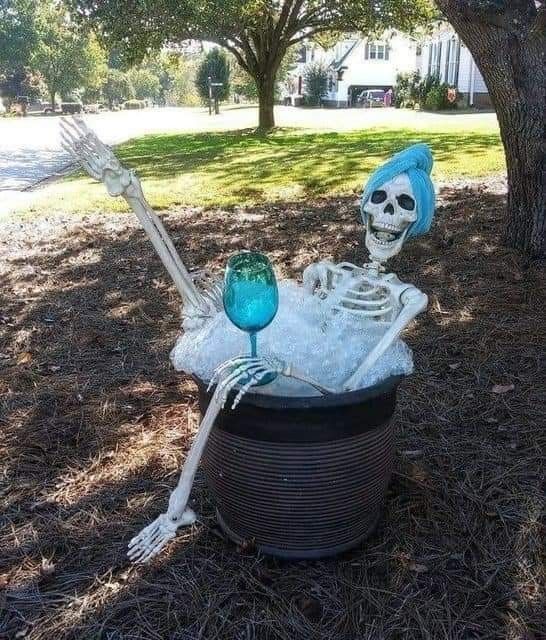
[60,117,220,328]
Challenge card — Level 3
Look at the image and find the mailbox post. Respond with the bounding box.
[207,76,224,115]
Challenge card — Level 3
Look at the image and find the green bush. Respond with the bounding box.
[303,61,329,107]
[394,71,458,110]
[123,99,146,109]
[394,71,420,108]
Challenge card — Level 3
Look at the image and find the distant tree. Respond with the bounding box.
[127,67,161,102]
[0,0,38,75]
[0,68,42,108]
[195,48,231,104]
[167,57,200,106]
[33,2,107,107]
[102,68,134,107]
[231,63,258,101]
[303,61,328,106]
[0,0,40,108]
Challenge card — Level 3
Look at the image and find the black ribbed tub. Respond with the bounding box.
[196,375,401,560]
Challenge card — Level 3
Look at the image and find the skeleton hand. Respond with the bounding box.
[303,260,357,296]
[60,116,140,198]
[60,117,216,322]
[209,355,335,407]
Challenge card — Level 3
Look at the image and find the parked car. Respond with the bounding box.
[357,89,386,108]
[61,101,83,114]
[83,103,107,114]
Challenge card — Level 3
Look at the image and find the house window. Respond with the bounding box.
[450,37,461,85]
[444,39,451,83]
[427,44,433,75]
[365,42,389,61]
[442,36,461,85]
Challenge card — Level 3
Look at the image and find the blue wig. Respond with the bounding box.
[361,143,436,238]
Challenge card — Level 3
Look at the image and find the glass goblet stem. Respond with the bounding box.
[250,332,258,358]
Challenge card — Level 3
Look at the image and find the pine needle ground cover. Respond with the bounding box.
[1,178,544,639]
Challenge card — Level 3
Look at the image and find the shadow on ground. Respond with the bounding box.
[1,184,544,639]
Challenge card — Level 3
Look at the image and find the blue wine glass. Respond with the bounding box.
[223,251,279,385]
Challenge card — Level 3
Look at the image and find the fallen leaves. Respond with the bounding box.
[491,383,515,394]
[16,351,33,365]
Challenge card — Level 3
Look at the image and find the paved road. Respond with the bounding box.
[0,105,497,214]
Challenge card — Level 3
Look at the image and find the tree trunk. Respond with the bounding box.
[500,99,545,257]
[50,90,56,112]
[257,73,276,131]
[437,2,546,259]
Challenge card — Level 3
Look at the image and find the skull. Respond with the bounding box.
[363,173,417,263]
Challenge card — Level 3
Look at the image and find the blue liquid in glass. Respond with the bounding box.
[223,252,279,386]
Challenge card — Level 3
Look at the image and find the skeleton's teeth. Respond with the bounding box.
[376,231,395,242]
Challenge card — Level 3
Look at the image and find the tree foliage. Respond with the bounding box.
[195,48,231,103]
[102,68,134,107]
[66,0,435,128]
[0,0,39,75]
[33,2,107,104]
[167,57,200,106]
[127,68,161,101]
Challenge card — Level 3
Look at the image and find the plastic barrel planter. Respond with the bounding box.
[197,375,401,560]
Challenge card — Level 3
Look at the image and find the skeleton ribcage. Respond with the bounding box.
[330,274,394,321]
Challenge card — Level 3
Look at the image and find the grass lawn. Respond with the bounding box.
[25,121,504,215]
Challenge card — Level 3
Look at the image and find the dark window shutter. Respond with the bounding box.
[454,39,461,86]
[445,39,451,82]
[385,45,390,61]
[364,43,369,60]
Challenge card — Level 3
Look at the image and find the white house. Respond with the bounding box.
[287,33,419,107]
[419,25,491,107]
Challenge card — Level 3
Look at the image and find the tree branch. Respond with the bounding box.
[437,0,536,29]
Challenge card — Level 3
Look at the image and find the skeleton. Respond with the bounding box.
[60,117,338,562]
[61,120,433,562]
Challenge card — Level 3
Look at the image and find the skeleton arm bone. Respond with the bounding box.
[127,391,223,563]
[342,286,428,391]
[60,117,212,319]
[127,355,318,563]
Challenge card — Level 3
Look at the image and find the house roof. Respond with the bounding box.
[331,40,359,70]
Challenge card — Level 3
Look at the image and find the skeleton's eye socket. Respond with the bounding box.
[370,190,387,204]
[397,194,415,211]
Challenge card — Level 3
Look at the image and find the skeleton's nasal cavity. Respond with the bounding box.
[384,203,395,215]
